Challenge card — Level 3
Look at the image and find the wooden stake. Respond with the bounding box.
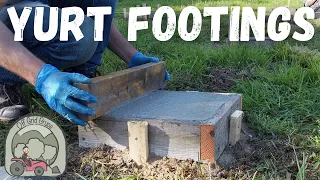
[128,121,149,165]
[142,3,148,20]
[229,110,243,146]
[123,8,128,20]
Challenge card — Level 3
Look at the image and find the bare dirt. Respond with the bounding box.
[203,68,250,92]
[58,123,302,179]
[167,67,251,93]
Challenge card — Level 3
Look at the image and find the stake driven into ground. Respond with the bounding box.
[0,0,319,179]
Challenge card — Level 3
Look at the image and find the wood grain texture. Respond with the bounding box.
[78,91,243,162]
[128,121,149,165]
[74,62,166,121]
[200,125,215,163]
[79,120,201,161]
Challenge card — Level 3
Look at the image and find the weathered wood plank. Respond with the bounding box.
[79,91,242,162]
[128,121,149,165]
[74,62,166,121]
[79,119,201,161]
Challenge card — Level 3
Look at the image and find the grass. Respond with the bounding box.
[103,0,320,178]
[1,0,320,179]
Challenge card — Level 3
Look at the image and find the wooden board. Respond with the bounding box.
[200,125,215,163]
[128,121,149,165]
[78,91,243,162]
[229,110,243,146]
[74,62,166,121]
[79,120,201,161]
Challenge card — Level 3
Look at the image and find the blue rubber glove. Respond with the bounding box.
[129,52,171,80]
[35,64,98,126]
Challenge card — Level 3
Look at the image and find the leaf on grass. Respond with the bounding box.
[314,161,320,170]
[75,172,87,180]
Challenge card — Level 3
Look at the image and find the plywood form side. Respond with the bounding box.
[213,95,242,161]
[79,120,201,161]
[78,92,243,162]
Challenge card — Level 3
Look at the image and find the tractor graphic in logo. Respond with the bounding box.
[5,116,66,177]
[10,158,47,176]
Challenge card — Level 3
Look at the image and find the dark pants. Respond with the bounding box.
[22,156,31,166]
[0,0,118,85]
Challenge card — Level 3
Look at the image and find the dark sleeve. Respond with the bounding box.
[21,154,27,160]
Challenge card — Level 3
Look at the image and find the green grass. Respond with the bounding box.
[233,44,320,135]
[1,0,320,179]
[108,0,320,178]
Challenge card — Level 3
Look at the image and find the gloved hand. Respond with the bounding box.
[35,64,98,126]
[129,52,171,80]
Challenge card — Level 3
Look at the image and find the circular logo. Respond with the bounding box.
[5,115,66,177]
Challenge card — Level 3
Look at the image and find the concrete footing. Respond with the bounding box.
[79,91,242,163]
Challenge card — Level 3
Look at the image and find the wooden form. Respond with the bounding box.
[78,91,242,163]
[229,110,243,146]
[128,122,149,165]
[80,119,202,161]
[74,62,166,121]
[200,125,215,163]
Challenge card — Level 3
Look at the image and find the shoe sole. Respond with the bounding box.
[0,117,15,122]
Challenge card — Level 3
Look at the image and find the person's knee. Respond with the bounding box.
[69,17,98,67]
[3,1,98,69]
[41,10,98,68]
[16,5,97,69]
[94,0,118,8]
[3,1,50,46]
[42,16,98,69]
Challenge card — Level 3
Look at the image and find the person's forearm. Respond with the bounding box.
[107,23,137,64]
[0,21,45,85]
